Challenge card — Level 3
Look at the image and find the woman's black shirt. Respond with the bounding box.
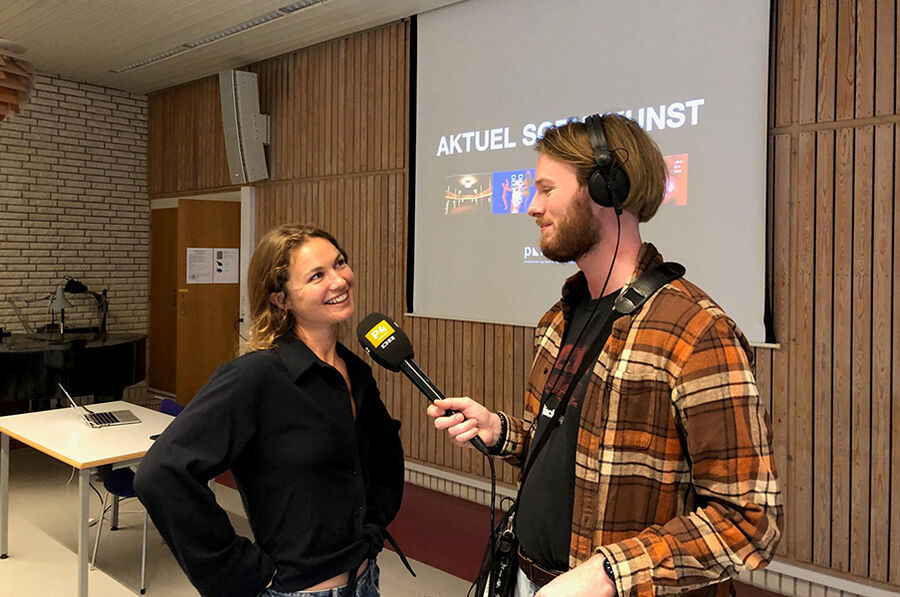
[134,334,404,597]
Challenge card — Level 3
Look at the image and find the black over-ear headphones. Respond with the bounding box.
[584,114,630,214]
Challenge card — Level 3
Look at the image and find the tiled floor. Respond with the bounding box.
[0,447,471,597]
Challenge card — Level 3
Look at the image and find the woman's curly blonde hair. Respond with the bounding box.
[246,223,348,351]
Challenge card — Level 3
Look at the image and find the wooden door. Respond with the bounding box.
[175,198,241,405]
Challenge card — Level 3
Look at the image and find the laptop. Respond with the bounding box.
[58,382,141,428]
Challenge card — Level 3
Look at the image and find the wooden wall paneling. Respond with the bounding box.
[319,44,330,177]
[316,43,326,176]
[853,0,874,119]
[326,41,336,177]
[793,131,816,562]
[388,24,397,171]
[194,78,206,189]
[503,325,516,484]
[817,0,837,122]
[849,125,873,577]
[267,58,279,180]
[197,78,210,188]
[831,126,854,572]
[308,45,321,177]
[891,124,900,586]
[296,51,307,177]
[274,56,286,181]
[836,0,857,120]
[304,45,317,177]
[396,23,406,169]
[370,28,381,172]
[173,86,189,192]
[512,326,525,481]
[367,32,378,171]
[771,133,792,557]
[813,129,835,568]
[381,175,391,313]
[148,94,160,194]
[393,22,403,169]
[868,122,893,583]
[426,316,439,466]
[462,320,473,474]
[875,0,896,116]
[774,0,794,127]
[289,53,300,180]
[445,319,457,470]
[472,321,485,478]
[286,54,296,181]
[351,34,362,174]
[798,1,818,124]
[148,76,233,196]
[339,41,350,175]
[376,27,387,172]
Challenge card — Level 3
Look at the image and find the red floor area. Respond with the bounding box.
[386,483,495,582]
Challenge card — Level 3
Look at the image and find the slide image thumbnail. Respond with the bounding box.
[492,169,535,214]
[443,173,492,215]
[662,153,688,206]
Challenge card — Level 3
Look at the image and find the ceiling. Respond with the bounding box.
[0,0,460,94]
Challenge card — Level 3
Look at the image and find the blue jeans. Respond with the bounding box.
[261,559,380,597]
[514,568,540,597]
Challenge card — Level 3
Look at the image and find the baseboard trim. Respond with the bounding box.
[738,559,899,597]
[404,460,516,507]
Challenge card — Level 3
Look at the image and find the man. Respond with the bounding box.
[428,114,781,596]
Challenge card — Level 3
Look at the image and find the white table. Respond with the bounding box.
[0,402,173,597]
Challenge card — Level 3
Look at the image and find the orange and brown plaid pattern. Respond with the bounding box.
[496,244,782,596]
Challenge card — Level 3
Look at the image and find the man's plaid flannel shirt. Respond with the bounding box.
[494,243,782,596]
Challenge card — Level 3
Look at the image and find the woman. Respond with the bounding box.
[135,224,405,597]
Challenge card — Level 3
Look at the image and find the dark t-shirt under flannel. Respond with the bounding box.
[516,288,623,571]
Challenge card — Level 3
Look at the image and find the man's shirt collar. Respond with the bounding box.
[559,242,665,308]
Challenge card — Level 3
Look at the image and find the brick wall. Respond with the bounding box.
[0,73,148,337]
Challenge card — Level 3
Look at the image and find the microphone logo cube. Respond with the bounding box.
[364,320,396,348]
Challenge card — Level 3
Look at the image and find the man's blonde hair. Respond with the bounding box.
[535,114,668,222]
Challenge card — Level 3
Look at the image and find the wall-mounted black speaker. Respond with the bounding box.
[218,69,270,184]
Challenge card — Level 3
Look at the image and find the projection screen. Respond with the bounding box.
[413,0,770,342]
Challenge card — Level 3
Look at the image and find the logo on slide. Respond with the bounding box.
[364,321,396,348]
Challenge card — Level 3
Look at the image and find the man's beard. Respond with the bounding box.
[540,191,601,263]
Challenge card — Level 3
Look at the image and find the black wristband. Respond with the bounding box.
[487,411,508,455]
[603,558,617,594]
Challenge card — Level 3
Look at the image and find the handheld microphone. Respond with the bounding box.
[356,312,490,455]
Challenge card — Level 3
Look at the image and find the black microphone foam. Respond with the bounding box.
[357,312,414,372]
[357,313,490,456]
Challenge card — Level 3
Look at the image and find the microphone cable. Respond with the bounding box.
[467,205,624,597]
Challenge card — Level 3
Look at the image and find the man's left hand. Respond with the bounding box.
[535,555,616,597]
